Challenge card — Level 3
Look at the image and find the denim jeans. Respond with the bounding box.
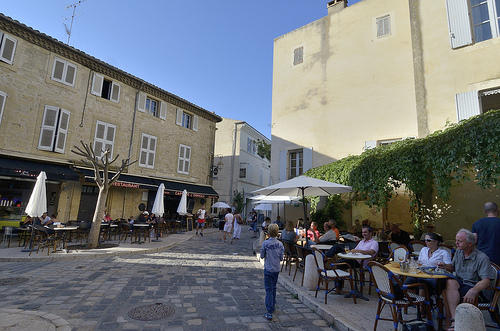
[264,269,279,313]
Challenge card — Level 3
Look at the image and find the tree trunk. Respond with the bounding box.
[87,186,108,248]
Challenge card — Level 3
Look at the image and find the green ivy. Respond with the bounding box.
[306,110,500,227]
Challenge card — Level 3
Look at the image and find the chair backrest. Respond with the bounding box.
[392,246,409,262]
[368,261,411,303]
[312,248,326,271]
[388,241,401,253]
[295,244,313,260]
[440,244,453,259]
[282,240,296,255]
[409,240,425,253]
[79,222,91,230]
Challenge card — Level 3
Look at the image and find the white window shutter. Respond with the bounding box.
[54,108,70,153]
[184,146,191,173]
[176,108,183,125]
[110,82,121,102]
[192,115,199,131]
[303,147,313,173]
[0,33,17,65]
[159,101,167,120]
[0,90,7,126]
[137,92,146,112]
[94,121,106,157]
[139,134,149,167]
[65,62,77,86]
[445,0,473,49]
[38,106,59,151]
[279,150,287,182]
[365,140,377,150]
[456,90,480,122]
[52,58,65,82]
[91,73,104,96]
[148,136,156,168]
[105,124,116,159]
[247,163,253,181]
[178,145,185,173]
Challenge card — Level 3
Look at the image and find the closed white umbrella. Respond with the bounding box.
[151,183,165,241]
[25,171,47,217]
[176,189,188,215]
[151,183,165,216]
[212,201,231,209]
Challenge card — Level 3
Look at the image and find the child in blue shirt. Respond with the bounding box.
[260,223,284,321]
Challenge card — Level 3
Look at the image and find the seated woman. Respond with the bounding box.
[280,220,298,243]
[404,232,451,296]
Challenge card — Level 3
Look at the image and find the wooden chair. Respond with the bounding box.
[475,262,500,328]
[280,240,298,275]
[368,261,433,330]
[312,247,356,304]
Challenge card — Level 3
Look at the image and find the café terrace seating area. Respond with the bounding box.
[0,216,204,256]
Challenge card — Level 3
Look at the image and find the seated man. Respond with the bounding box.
[438,228,495,330]
[273,216,284,229]
[312,222,337,244]
[327,225,379,269]
[390,223,411,246]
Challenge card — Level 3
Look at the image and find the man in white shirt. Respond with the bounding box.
[196,205,206,236]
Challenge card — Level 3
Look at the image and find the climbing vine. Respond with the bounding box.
[306,109,500,229]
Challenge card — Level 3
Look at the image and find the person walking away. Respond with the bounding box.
[196,205,206,236]
[233,210,243,240]
[218,210,226,242]
[223,208,234,243]
[260,224,284,321]
[472,201,500,265]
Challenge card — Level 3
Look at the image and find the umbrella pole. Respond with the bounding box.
[301,188,309,247]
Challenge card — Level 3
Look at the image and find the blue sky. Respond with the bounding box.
[2,0,362,138]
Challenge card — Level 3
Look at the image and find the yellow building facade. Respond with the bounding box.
[271,0,500,239]
[0,14,220,226]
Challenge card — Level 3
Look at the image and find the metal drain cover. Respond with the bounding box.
[0,277,30,286]
[128,303,175,321]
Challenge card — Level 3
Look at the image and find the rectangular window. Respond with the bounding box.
[139,133,157,169]
[51,57,77,86]
[177,144,191,174]
[137,93,166,119]
[0,32,17,65]
[289,150,303,179]
[376,15,391,37]
[239,168,246,178]
[176,108,199,131]
[90,73,121,102]
[293,46,303,65]
[0,90,6,126]
[146,98,158,117]
[94,121,116,160]
[38,106,71,153]
[247,138,256,154]
[470,0,500,42]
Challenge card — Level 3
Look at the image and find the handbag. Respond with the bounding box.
[401,320,434,331]
[237,217,243,224]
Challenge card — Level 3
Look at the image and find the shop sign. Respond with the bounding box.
[13,169,37,178]
[112,181,140,189]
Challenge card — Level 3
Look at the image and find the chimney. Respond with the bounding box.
[327,0,347,15]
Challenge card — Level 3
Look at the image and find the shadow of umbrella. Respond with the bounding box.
[151,183,165,242]
[21,171,47,252]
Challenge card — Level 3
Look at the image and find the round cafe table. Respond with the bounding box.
[53,226,78,252]
[337,252,372,301]
[132,223,150,244]
[310,244,333,251]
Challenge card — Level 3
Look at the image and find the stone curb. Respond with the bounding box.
[0,308,71,331]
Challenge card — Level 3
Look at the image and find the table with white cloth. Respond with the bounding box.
[337,252,372,301]
[53,226,78,252]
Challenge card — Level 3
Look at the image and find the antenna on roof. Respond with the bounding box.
[64,0,87,44]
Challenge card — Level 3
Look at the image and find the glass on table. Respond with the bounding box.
[344,246,350,253]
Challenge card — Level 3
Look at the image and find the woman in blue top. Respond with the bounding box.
[280,220,298,243]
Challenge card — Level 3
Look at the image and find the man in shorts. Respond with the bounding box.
[438,228,495,329]
[196,205,206,236]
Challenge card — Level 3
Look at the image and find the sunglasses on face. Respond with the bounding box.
[424,239,436,242]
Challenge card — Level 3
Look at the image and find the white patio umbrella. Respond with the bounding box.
[253,175,352,241]
[22,171,47,252]
[25,171,47,217]
[176,189,188,216]
[254,203,272,211]
[151,183,165,241]
[151,183,165,217]
[211,201,231,209]
[250,195,299,221]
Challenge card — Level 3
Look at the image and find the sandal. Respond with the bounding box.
[447,318,455,330]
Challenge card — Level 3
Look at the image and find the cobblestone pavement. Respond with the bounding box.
[0,228,334,330]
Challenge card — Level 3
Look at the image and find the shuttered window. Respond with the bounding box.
[177,144,191,174]
[139,133,157,169]
[376,15,391,37]
[94,121,116,160]
[0,32,17,65]
[0,90,6,126]
[293,46,303,65]
[456,90,481,121]
[37,106,71,153]
[91,73,121,102]
[51,57,77,86]
[176,108,199,130]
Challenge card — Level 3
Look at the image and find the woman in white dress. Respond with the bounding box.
[223,208,234,243]
[233,210,243,240]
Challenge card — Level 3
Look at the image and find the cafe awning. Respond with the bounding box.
[0,156,79,181]
[153,179,219,199]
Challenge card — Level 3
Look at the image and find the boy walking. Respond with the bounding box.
[260,223,284,321]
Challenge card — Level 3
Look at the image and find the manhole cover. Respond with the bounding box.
[128,303,175,321]
[0,277,30,286]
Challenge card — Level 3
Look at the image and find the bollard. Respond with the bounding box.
[303,254,319,291]
[455,303,486,331]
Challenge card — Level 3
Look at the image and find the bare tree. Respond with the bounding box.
[72,141,136,248]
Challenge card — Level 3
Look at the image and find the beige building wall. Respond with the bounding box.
[271,0,500,238]
[0,14,220,224]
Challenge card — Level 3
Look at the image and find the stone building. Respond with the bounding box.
[270,0,500,238]
[0,13,221,226]
[212,118,271,216]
